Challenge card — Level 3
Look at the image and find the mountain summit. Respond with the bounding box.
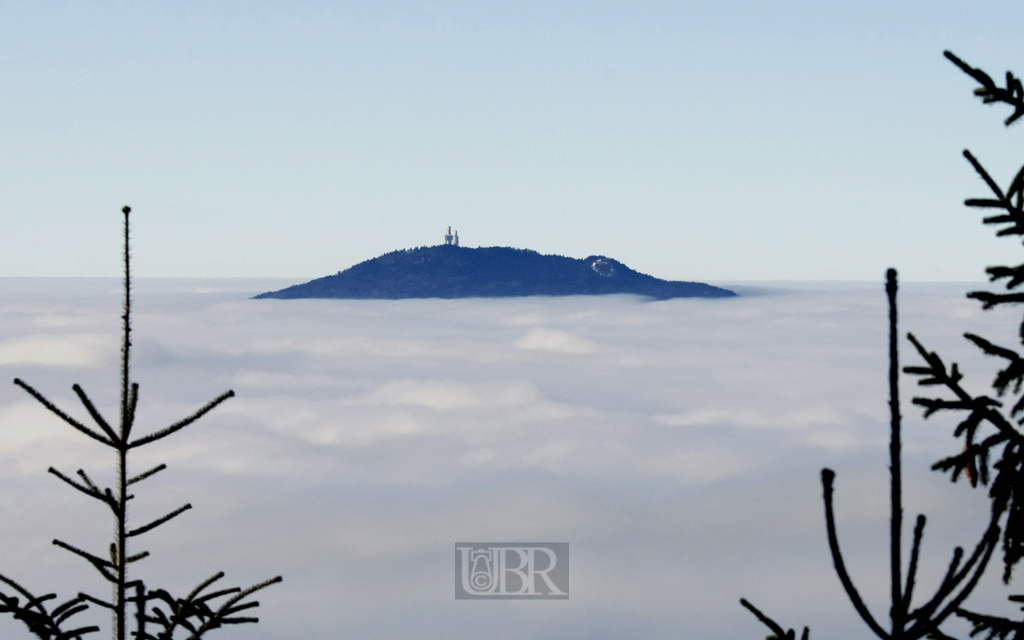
[253,245,736,300]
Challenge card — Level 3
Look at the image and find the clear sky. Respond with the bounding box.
[2,1,1024,281]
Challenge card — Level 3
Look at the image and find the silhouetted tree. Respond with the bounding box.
[741,51,1024,640]
[1,207,281,640]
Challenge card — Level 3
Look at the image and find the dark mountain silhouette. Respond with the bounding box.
[253,245,736,300]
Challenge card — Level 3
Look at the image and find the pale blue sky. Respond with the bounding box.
[2,1,1023,280]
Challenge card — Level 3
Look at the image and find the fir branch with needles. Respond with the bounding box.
[2,207,280,640]
[741,51,1024,640]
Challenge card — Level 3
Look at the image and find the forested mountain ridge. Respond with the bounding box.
[253,245,736,300]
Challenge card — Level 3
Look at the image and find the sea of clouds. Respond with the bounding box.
[0,277,1020,639]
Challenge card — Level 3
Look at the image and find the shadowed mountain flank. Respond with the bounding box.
[253,245,736,300]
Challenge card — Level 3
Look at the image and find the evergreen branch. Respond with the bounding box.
[56,625,102,640]
[76,592,114,609]
[986,217,1024,238]
[77,469,100,493]
[71,384,120,446]
[216,616,259,625]
[127,504,192,538]
[956,606,1024,640]
[965,333,1022,362]
[983,212,1024,225]
[905,333,966,389]
[946,50,1024,125]
[47,467,112,506]
[930,442,995,488]
[138,575,283,640]
[0,573,99,639]
[52,539,117,582]
[991,215,1024,237]
[123,382,139,441]
[22,593,57,613]
[143,604,170,626]
[5,206,280,639]
[128,391,234,448]
[887,268,906,637]
[968,291,1024,309]
[193,588,241,605]
[0,572,46,610]
[52,540,113,568]
[907,519,1000,637]
[50,596,88,620]
[127,464,166,486]
[905,332,1024,497]
[976,205,1024,236]
[185,575,282,640]
[964,149,1007,199]
[983,212,1022,223]
[907,547,964,626]
[218,600,259,616]
[740,598,809,640]
[976,409,1018,443]
[126,551,150,564]
[964,333,1024,398]
[924,525,1000,631]
[912,397,996,419]
[979,435,1003,485]
[128,582,148,640]
[186,573,226,602]
[960,149,1024,242]
[13,379,115,447]
[954,402,1003,439]
[821,469,889,639]
[992,446,1024,580]
[903,515,926,609]
[52,604,88,625]
[946,50,997,96]
[965,197,1014,209]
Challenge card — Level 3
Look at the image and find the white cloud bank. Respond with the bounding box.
[0,278,1017,640]
[514,327,599,354]
[0,334,114,367]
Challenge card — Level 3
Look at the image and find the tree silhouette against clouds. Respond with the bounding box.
[742,52,1024,640]
[1,206,280,640]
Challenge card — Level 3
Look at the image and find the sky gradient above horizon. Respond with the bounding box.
[2,1,1024,281]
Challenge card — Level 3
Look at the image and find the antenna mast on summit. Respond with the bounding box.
[444,226,459,246]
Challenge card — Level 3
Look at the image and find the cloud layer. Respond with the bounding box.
[0,278,1017,639]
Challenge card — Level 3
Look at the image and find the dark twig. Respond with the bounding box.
[127,504,192,538]
[128,391,235,449]
[13,379,114,447]
[821,468,889,639]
